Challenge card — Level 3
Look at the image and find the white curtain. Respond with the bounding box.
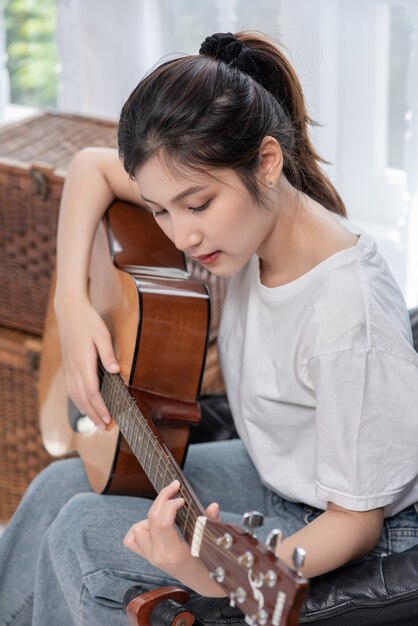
[405,6,418,306]
[55,0,284,118]
[277,0,418,306]
[56,0,164,119]
[51,0,418,307]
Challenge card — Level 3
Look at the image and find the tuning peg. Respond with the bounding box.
[237,550,255,569]
[216,532,233,549]
[242,511,264,536]
[229,586,247,607]
[292,547,306,575]
[263,569,278,587]
[265,528,283,554]
[209,566,225,583]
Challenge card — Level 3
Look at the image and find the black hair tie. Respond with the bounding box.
[199,32,261,83]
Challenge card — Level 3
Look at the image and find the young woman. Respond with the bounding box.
[1,31,418,626]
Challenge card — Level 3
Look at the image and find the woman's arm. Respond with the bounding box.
[55,147,140,303]
[125,493,384,595]
[275,502,384,578]
[54,147,143,428]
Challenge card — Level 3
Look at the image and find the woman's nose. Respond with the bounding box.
[172,218,202,252]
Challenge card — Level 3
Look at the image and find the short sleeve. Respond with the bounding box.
[307,347,418,511]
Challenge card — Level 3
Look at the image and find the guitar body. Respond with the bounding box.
[39,200,210,497]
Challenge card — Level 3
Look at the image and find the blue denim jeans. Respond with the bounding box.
[1,439,418,626]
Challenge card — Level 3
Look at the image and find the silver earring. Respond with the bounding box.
[268,180,273,186]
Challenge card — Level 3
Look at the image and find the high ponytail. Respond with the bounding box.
[118,31,345,216]
[235,32,346,215]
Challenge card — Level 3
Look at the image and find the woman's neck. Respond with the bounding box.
[258,179,358,288]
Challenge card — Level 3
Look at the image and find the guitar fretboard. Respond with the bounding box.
[100,370,202,543]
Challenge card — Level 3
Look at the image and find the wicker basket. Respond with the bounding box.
[0,111,118,336]
[0,327,53,522]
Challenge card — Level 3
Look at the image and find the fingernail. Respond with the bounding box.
[109,362,118,371]
[98,423,106,432]
[102,415,111,424]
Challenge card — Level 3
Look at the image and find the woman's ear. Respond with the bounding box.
[257,136,283,186]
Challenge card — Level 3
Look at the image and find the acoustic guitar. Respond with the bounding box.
[39,200,308,625]
[39,199,209,496]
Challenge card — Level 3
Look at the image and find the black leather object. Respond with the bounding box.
[410,307,418,352]
[180,545,418,626]
[189,393,238,444]
[299,544,418,624]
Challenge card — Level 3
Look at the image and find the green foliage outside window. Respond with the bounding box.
[2,0,57,108]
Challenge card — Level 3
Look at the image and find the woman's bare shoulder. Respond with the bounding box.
[73,147,142,205]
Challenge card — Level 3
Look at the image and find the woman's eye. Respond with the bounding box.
[153,208,168,217]
[189,201,209,213]
[153,201,209,218]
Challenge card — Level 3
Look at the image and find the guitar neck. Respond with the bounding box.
[101,370,309,626]
[102,370,205,544]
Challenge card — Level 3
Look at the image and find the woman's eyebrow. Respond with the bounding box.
[140,185,208,205]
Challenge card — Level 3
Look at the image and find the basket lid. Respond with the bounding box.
[0,111,118,175]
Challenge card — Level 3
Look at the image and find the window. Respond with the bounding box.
[3,0,57,109]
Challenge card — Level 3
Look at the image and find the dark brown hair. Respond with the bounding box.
[118,31,346,216]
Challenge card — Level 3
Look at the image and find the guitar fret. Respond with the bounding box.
[115,388,123,428]
[143,432,151,474]
[137,416,146,462]
[153,450,162,491]
[146,433,159,486]
[184,501,191,531]
[148,437,158,486]
[176,508,185,534]
[133,412,141,459]
[108,374,116,415]
[102,373,202,527]
[147,435,159,481]
[155,452,169,493]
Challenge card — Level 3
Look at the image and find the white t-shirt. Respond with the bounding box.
[217,221,418,517]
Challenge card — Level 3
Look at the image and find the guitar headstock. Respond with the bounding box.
[194,517,308,626]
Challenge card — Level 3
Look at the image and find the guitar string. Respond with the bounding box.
[97,362,190,494]
[96,365,281,574]
[95,365,243,550]
[97,364,212,530]
[98,372,249,571]
[101,372,222,545]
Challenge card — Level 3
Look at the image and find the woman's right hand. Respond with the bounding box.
[55,297,120,430]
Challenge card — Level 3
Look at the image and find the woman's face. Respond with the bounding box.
[135,156,277,277]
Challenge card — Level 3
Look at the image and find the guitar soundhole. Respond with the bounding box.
[67,398,96,434]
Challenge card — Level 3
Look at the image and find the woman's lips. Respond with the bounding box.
[194,251,221,265]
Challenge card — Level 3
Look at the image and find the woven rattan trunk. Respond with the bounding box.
[0,328,50,522]
[0,111,224,521]
[0,111,119,335]
[0,112,119,520]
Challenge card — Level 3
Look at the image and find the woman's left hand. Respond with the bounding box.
[123,480,221,590]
